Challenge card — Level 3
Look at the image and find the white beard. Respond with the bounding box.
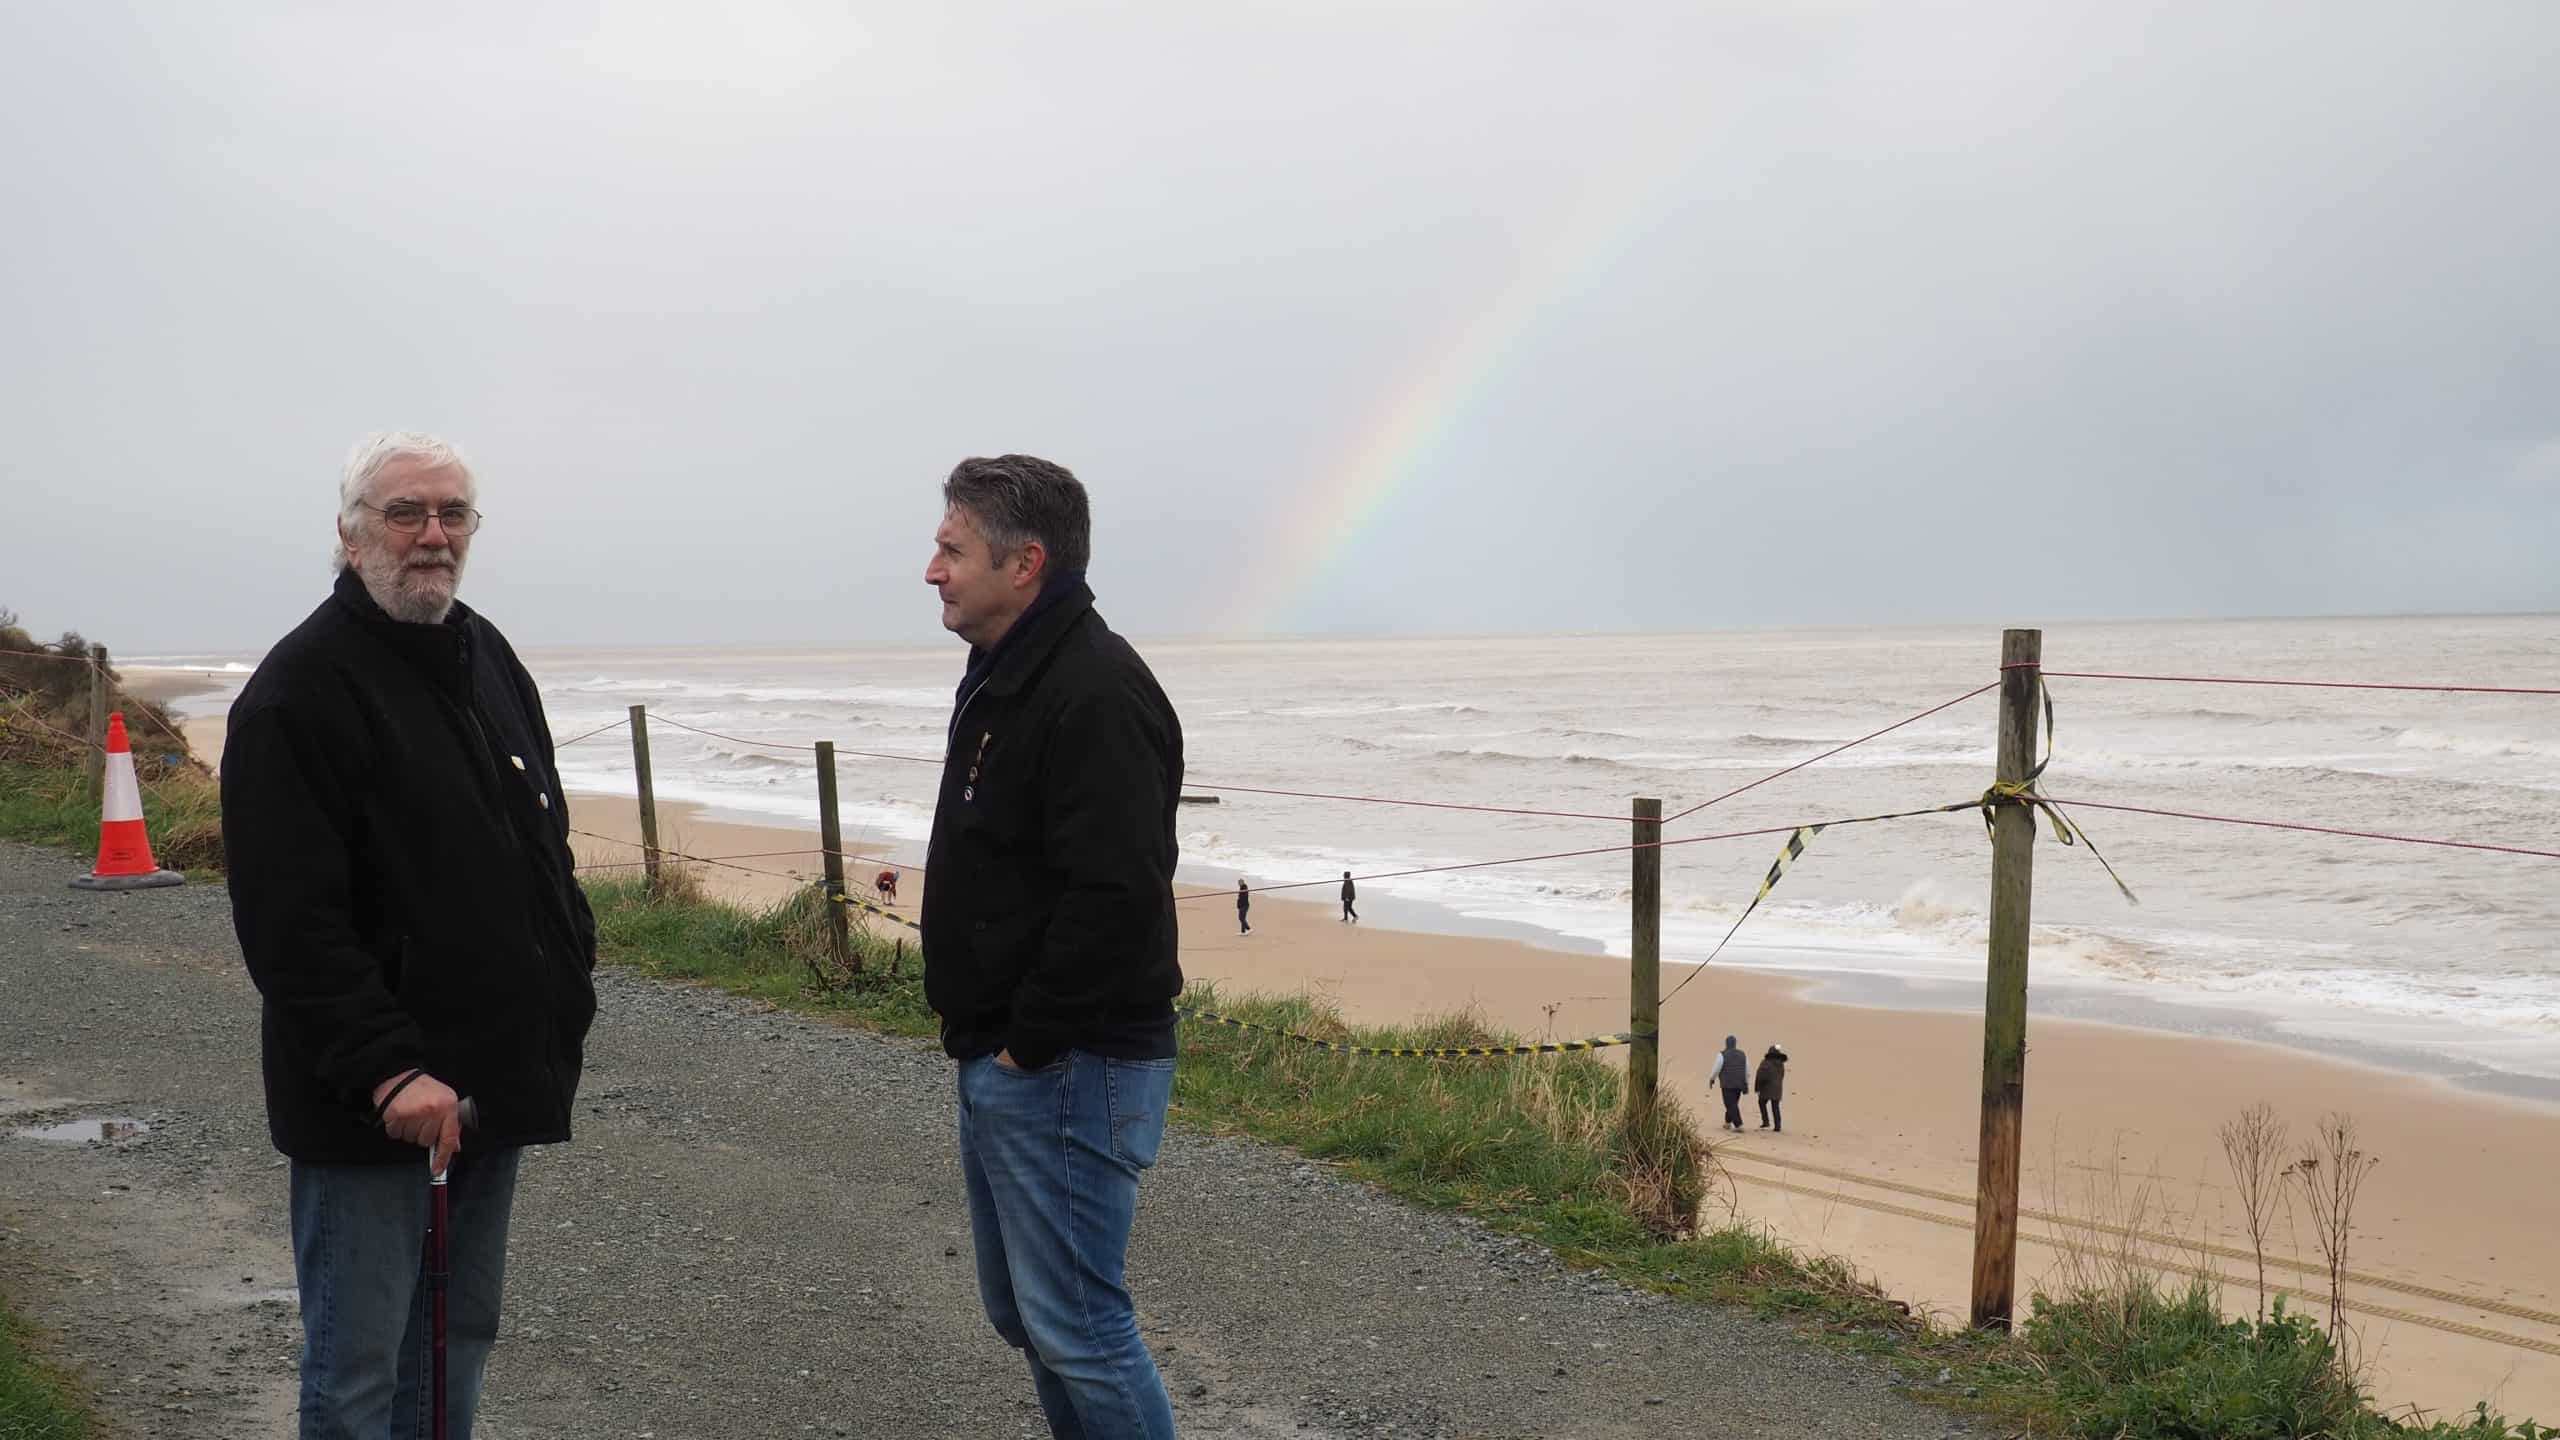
[355,545,466,624]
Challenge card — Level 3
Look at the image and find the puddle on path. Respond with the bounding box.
[16,1118,150,1143]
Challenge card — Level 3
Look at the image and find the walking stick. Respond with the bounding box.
[427,1160,451,1440]
[426,1097,479,1440]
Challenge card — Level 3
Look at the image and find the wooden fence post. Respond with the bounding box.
[816,740,854,976]
[1628,796,1662,1122]
[85,644,109,791]
[630,704,662,895]
[1970,627,2042,1330]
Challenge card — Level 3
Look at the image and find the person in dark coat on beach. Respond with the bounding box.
[1755,1044,1788,1132]
[1340,871,1358,923]
[1716,1035,1750,1131]
[1236,878,1251,934]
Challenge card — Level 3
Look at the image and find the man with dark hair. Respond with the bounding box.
[1236,877,1251,935]
[1340,870,1358,923]
[922,453,1185,1439]
[223,433,596,1439]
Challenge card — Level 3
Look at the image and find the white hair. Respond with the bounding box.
[334,432,475,572]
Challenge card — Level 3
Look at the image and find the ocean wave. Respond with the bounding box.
[1417,747,1648,772]
[1564,752,1654,770]
[117,659,257,674]
[684,742,812,773]
[2388,727,2560,761]
[1267,701,1487,719]
[1730,733,1841,750]
[550,676,953,711]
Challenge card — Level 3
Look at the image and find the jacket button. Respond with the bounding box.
[538,793,551,809]
[973,920,986,931]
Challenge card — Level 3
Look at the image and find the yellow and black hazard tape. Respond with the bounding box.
[1663,686,2134,1006]
[1973,679,2137,902]
[828,891,922,932]
[1177,1006,1630,1057]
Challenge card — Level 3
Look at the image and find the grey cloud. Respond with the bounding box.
[2,2,2552,649]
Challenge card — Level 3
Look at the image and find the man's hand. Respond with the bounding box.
[373,1070,463,1174]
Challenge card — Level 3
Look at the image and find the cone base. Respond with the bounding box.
[70,869,186,892]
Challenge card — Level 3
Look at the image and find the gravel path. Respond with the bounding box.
[0,840,1990,1439]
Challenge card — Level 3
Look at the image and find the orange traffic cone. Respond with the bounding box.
[70,713,185,891]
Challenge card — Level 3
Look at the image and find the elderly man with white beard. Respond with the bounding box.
[222,433,598,1439]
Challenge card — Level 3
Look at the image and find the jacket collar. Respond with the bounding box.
[330,568,480,691]
[961,574,1094,703]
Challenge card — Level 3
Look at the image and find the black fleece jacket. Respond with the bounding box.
[221,571,597,1162]
[922,579,1184,1069]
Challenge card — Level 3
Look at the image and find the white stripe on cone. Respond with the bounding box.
[89,713,164,876]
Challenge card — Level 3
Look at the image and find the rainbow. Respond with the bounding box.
[1223,134,1711,635]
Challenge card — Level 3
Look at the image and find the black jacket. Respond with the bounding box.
[222,571,597,1163]
[1718,1046,1751,1091]
[923,579,1183,1069]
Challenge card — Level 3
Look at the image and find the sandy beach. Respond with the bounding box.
[149,684,2560,1422]
[118,669,234,764]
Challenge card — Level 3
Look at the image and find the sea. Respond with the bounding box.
[131,613,2560,1098]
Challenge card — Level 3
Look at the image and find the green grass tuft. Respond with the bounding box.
[0,1304,95,1440]
[0,759,224,874]
[582,874,935,1036]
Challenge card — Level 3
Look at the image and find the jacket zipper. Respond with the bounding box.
[453,668,581,1018]
[454,703,524,861]
[948,676,992,746]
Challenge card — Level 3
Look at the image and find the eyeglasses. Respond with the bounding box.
[360,500,483,535]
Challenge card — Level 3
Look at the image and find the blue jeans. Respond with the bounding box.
[957,1051,1177,1439]
[288,1148,521,1440]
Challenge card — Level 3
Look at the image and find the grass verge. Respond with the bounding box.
[1,612,223,872]
[585,871,935,1038]
[0,759,224,874]
[0,1303,95,1440]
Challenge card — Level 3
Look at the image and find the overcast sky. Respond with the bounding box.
[4,2,2554,653]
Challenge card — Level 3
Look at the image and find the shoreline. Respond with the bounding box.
[633,782,2560,1109]
[117,668,234,764]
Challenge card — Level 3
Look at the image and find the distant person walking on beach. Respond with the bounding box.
[1236,878,1251,935]
[1754,1044,1787,1132]
[1716,1036,1750,1131]
[1340,871,1358,923]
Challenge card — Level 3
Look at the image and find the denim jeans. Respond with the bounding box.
[288,1147,521,1440]
[957,1050,1178,1439]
